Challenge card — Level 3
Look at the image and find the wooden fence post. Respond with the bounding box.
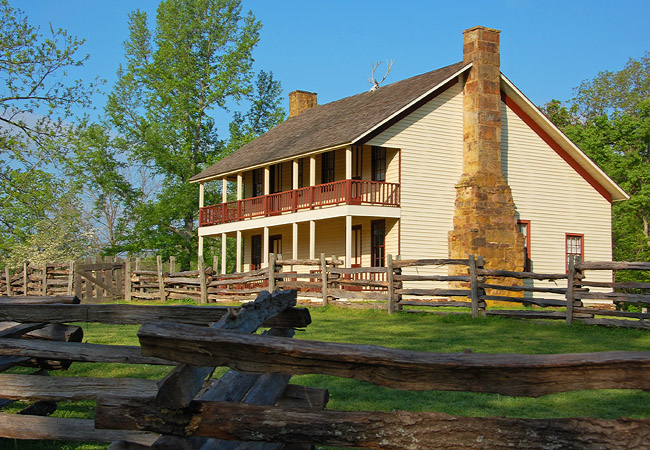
[566,257,576,325]
[5,267,12,296]
[124,259,132,302]
[42,262,48,296]
[477,256,486,315]
[395,255,403,311]
[387,254,395,314]
[321,253,328,306]
[115,257,123,300]
[469,255,479,318]
[198,258,207,304]
[157,255,165,302]
[74,261,82,300]
[23,262,28,295]
[213,255,218,273]
[67,261,74,296]
[169,256,176,274]
[268,253,276,292]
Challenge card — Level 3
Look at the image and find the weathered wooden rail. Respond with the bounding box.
[1,292,650,448]
[94,303,650,449]
[0,291,316,448]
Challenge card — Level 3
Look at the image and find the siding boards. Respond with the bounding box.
[368,83,464,271]
[501,101,613,291]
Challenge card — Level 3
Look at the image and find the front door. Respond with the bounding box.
[349,225,363,291]
[269,235,282,257]
[251,235,262,270]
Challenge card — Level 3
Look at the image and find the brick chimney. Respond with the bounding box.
[449,26,524,284]
[289,90,317,117]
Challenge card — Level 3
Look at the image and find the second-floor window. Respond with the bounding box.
[252,168,263,198]
[372,146,386,182]
[321,151,335,183]
[270,164,282,194]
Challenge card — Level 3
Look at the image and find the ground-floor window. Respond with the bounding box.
[518,220,531,272]
[371,219,385,267]
[566,233,584,271]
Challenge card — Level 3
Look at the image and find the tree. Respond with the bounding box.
[542,53,650,265]
[0,0,99,261]
[106,0,284,268]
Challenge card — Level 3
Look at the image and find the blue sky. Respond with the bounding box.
[17,0,650,125]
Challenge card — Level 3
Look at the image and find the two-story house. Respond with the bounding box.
[190,26,627,288]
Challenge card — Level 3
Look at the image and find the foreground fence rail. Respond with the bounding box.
[1,292,649,448]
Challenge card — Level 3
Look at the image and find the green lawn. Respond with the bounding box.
[2,304,650,449]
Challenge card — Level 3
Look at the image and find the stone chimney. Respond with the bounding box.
[449,26,524,282]
[289,90,317,118]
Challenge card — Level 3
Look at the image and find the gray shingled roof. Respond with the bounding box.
[191,61,469,182]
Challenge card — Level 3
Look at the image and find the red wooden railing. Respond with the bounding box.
[199,179,400,227]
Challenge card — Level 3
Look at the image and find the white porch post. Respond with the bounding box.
[198,235,204,257]
[309,220,315,260]
[221,232,227,274]
[309,156,316,186]
[345,146,352,179]
[236,173,242,200]
[263,226,269,268]
[292,222,299,260]
[345,215,352,268]
[292,159,299,189]
[264,166,270,195]
[222,178,228,203]
[236,230,242,273]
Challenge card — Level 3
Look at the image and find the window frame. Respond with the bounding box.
[321,151,335,184]
[372,146,386,182]
[371,219,386,267]
[517,220,531,272]
[565,233,584,272]
[252,168,263,198]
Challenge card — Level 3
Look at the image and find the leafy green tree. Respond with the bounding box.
[542,53,650,265]
[573,52,650,120]
[0,0,98,261]
[106,0,285,268]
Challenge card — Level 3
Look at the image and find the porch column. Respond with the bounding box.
[345,215,352,268]
[292,222,299,261]
[292,159,299,189]
[309,220,316,260]
[198,235,204,257]
[263,226,269,268]
[345,146,352,179]
[221,232,227,274]
[236,230,242,273]
[222,178,228,203]
[236,173,243,200]
[199,182,205,208]
[309,156,316,186]
[264,166,270,195]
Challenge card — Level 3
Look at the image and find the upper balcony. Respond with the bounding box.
[199,179,400,227]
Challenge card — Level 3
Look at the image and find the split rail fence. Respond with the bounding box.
[3,255,650,328]
[1,292,649,448]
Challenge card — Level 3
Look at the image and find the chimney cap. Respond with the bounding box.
[289,89,317,95]
[462,25,501,34]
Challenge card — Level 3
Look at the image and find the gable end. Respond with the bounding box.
[501,92,613,203]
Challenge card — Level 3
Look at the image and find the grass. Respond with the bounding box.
[2,303,650,449]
